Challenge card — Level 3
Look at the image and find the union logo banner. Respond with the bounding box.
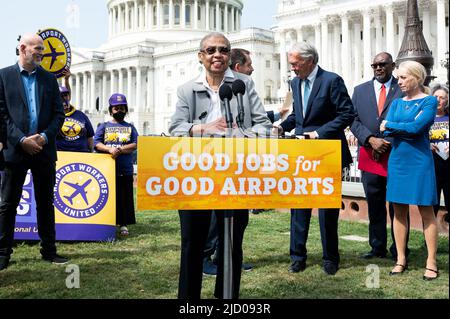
[137,137,342,210]
[38,28,72,78]
[14,152,116,241]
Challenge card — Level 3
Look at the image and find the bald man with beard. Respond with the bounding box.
[0,33,67,271]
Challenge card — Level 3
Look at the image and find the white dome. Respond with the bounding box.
[106,0,244,43]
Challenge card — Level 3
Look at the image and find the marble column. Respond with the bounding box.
[224,4,228,33]
[169,0,174,28]
[279,30,287,94]
[436,0,448,75]
[134,1,139,30]
[110,70,116,100]
[127,68,133,108]
[75,73,81,109]
[90,72,96,113]
[419,1,431,45]
[108,8,113,37]
[181,0,186,28]
[111,7,117,36]
[125,2,130,31]
[385,4,395,55]
[119,68,124,94]
[215,1,220,31]
[353,17,362,84]
[102,73,108,112]
[321,16,329,69]
[374,9,383,54]
[397,15,405,50]
[206,1,210,30]
[82,72,88,111]
[136,66,142,112]
[331,16,341,74]
[341,13,350,84]
[314,23,321,58]
[157,0,161,28]
[363,9,372,80]
[147,67,153,113]
[194,0,199,29]
[144,0,149,29]
[139,2,145,29]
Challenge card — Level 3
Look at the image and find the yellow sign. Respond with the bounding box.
[38,28,71,78]
[15,152,116,241]
[137,137,342,210]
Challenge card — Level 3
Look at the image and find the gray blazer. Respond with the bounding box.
[169,70,272,136]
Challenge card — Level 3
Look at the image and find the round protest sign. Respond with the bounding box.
[37,28,72,78]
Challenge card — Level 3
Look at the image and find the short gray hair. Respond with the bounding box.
[289,42,319,64]
[431,83,449,97]
[199,32,230,51]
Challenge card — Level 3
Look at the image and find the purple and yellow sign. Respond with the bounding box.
[14,152,116,241]
[38,28,71,78]
[137,137,342,210]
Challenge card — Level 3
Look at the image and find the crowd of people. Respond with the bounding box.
[0,31,448,299]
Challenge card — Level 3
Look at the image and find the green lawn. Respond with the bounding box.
[0,210,448,299]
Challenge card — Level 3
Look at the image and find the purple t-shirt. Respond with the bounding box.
[56,108,94,152]
[94,121,138,176]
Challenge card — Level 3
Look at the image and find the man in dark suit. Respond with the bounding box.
[274,42,355,275]
[350,52,409,260]
[0,33,67,271]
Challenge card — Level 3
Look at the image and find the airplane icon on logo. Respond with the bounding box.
[64,123,77,135]
[63,179,92,205]
[43,41,65,69]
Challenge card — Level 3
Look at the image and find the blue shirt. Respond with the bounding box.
[19,64,38,135]
[94,121,138,176]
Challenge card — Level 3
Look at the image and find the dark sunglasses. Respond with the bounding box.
[371,62,389,69]
[200,46,230,55]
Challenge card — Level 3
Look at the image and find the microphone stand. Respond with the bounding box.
[222,95,234,300]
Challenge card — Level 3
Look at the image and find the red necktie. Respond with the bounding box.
[378,84,386,116]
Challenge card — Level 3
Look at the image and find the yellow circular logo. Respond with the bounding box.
[61,120,82,138]
[38,28,71,78]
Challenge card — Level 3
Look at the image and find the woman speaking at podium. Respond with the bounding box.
[169,32,271,299]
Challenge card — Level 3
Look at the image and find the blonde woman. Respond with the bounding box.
[380,61,439,280]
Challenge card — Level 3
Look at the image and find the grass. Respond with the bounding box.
[0,210,448,299]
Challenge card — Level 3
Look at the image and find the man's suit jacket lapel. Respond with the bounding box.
[304,67,323,120]
[380,77,400,117]
[292,77,303,123]
[13,64,28,109]
[192,82,210,123]
[367,81,378,115]
[36,68,45,117]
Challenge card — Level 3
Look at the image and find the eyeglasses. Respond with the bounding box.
[371,62,389,69]
[200,46,230,55]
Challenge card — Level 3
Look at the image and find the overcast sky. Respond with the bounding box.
[0,0,278,68]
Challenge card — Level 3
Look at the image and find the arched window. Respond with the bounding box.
[163,4,169,25]
[185,5,191,25]
[174,4,180,25]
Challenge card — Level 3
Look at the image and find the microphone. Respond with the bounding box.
[219,85,234,129]
[232,80,246,127]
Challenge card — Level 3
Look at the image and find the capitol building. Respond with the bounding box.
[70,0,449,135]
